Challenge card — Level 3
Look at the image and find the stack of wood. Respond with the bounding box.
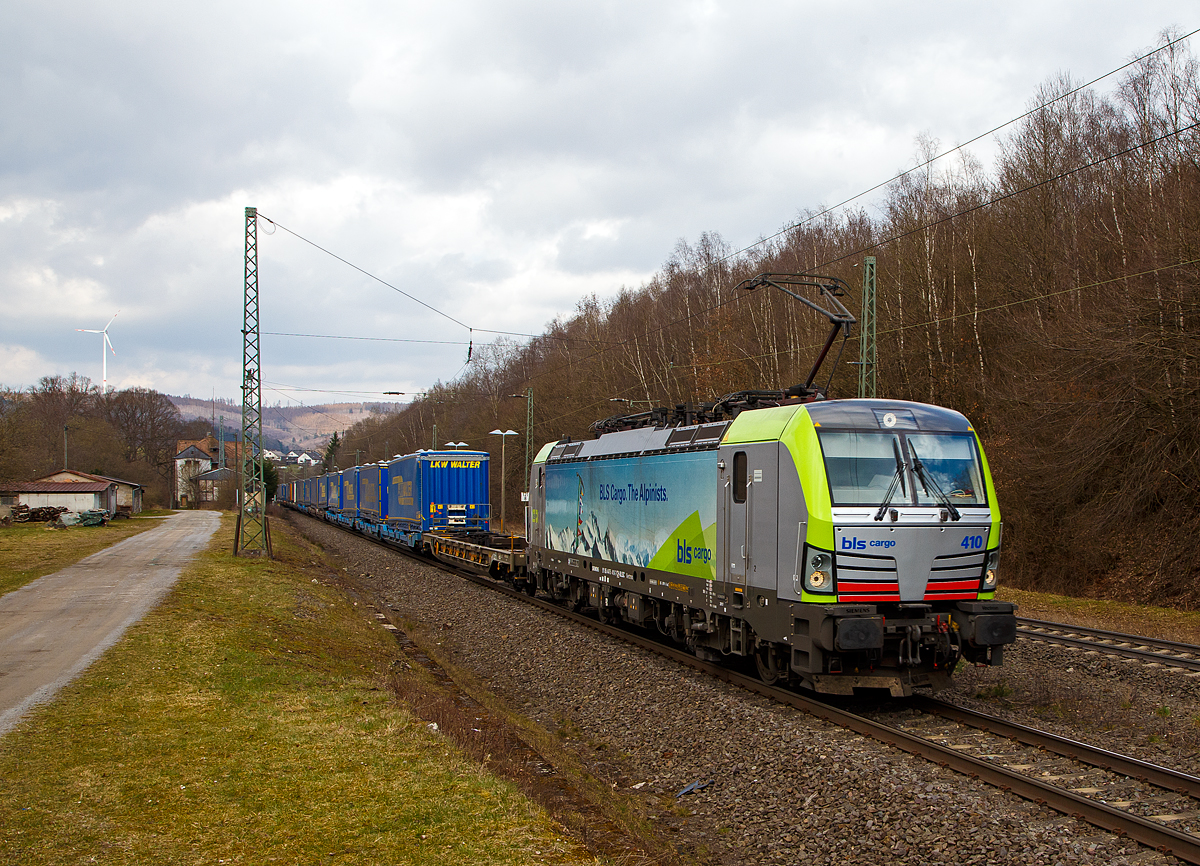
[12,505,70,523]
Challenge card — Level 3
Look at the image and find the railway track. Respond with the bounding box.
[1017,617,1200,672]
[458,577,1200,862]
[417,561,1200,862]
[290,510,1200,863]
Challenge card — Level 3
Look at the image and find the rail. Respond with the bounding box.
[1017,617,1200,672]
[287,508,1200,863]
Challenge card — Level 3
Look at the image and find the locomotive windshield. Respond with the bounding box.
[817,430,986,507]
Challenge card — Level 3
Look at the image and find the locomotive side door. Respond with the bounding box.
[528,464,546,547]
[718,443,778,605]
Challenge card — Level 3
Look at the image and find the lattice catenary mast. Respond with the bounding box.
[857,256,877,399]
[236,206,271,556]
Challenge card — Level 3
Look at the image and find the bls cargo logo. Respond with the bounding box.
[676,539,712,564]
[841,537,897,550]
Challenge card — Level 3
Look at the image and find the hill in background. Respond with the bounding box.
[169,396,403,452]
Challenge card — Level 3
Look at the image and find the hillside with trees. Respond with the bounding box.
[168,396,400,452]
[0,375,210,507]
[331,33,1200,608]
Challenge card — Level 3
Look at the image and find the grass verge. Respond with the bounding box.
[0,513,601,865]
[381,611,694,865]
[998,585,1200,644]
[0,517,164,598]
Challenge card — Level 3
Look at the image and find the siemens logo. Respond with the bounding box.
[841,537,897,550]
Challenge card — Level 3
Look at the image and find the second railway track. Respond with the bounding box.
[1017,617,1200,673]
[490,578,1200,864]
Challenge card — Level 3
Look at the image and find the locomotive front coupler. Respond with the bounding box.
[881,604,939,636]
[879,605,956,666]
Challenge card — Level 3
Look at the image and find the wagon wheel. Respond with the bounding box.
[754,644,781,685]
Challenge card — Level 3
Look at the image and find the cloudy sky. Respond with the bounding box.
[0,1,1191,407]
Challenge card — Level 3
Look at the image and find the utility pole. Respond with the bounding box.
[858,256,877,399]
[508,389,534,489]
[236,206,270,557]
[63,425,69,470]
[523,387,533,486]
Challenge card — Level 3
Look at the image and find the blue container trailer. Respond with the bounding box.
[379,450,490,548]
[317,474,332,511]
[332,467,359,527]
[356,463,385,536]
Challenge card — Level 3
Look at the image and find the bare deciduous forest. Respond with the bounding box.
[335,35,1200,608]
[0,375,209,507]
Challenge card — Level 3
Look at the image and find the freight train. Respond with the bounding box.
[280,448,529,579]
[280,397,1016,697]
[279,274,1017,697]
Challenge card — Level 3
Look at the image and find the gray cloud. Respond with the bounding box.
[0,0,1189,400]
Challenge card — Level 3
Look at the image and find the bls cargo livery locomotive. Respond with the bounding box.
[525,398,1017,696]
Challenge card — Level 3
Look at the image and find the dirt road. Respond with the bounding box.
[0,510,220,735]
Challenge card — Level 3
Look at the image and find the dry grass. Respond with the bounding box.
[380,622,682,866]
[998,585,1200,644]
[0,516,165,597]
[0,514,602,865]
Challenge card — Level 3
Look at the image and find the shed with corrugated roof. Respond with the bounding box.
[0,479,117,513]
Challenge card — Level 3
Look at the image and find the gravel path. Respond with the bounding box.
[292,513,1183,866]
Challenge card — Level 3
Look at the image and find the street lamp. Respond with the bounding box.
[444,441,468,450]
[489,429,517,534]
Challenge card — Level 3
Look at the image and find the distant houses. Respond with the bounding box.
[174,433,243,508]
[273,449,322,466]
[263,448,323,465]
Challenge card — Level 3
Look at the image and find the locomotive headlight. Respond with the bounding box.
[981,550,1000,590]
[803,547,835,594]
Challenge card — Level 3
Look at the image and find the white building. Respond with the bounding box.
[38,470,143,514]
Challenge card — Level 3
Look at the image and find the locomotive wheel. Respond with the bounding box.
[754,645,781,685]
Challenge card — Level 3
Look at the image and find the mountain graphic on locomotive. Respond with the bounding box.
[524,274,1016,696]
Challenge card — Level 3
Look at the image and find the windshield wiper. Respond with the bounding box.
[908,442,961,521]
[873,439,907,521]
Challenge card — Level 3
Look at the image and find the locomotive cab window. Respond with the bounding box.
[817,430,987,507]
[818,431,902,505]
[733,451,748,503]
[906,433,986,506]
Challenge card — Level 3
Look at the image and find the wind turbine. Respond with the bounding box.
[76,311,119,393]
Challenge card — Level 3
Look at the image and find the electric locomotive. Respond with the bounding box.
[524,273,1015,696]
[525,398,1015,696]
